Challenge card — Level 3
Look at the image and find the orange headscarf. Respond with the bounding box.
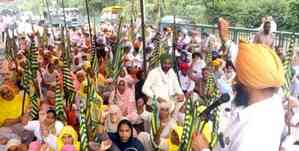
[236,40,285,89]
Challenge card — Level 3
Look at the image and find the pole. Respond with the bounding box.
[21,91,26,115]
[172,15,180,84]
[140,0,147,73]
[60,0,68,62]
[44,0,55,37]
[85,0,93,45]
[61,0,67,29]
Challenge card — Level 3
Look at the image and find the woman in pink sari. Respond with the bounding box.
[109,79,137,118]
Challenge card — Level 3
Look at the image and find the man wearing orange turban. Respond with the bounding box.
[236,40,285,89]
[192,40,285,151]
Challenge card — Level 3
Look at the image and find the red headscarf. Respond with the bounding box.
[179,63,190,72]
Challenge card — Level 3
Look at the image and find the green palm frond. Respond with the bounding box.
[282,34,296,97]
[22,39,37,92]
[30,92,39,119]
[205,73,221,103]
[149,33,162,70]
[55,78,65,121]
[149,96,160,150]
[80,101,88,151]
[180,97,196,151]
[150,96,159,136]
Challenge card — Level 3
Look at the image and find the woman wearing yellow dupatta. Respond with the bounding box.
[39,125,81,151]
[56,126,80,151]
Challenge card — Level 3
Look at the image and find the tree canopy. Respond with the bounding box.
[10,0,299,32]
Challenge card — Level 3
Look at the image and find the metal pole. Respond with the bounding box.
[140,0,147,73]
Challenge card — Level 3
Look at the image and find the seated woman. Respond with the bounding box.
[133,97,151,134]
[137,101,177,151]
[0,83,30,127]
[24,109,64,151]
[109,80,137,117]
[29,125,80,151]
[124,66,138,88]
[103,105,124,133]
[38,63,60,100]
[24,109,64,140]
[56,126,80,151]
[91,119,144,151]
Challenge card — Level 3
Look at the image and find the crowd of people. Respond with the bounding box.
[0,14,298,151]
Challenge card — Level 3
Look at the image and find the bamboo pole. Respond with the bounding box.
[44,0,55,38]
[85,0,93,45]
[172,15,180,85]
[140,0,147,73]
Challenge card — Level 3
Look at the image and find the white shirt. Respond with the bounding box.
[191,59,206,79]
[216,78,233,94]
[216,94,284,151]
[132,53,144,68]
[142,66,183,102]
[179,72,195,92]
[281,130,299,151]
[41,69,59,86]
[24,120,64,141]
[292,77,299,97]
[281,107,299,151]
[270,21,277,33]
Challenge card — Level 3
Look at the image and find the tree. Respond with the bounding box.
[12,0,299,32]
[284,0,299,32]
[203,0,290,29]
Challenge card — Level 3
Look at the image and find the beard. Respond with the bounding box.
[233,84,249,107]
[162,65,171,73]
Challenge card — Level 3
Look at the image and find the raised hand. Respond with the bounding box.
[98,139,112,151]
[218,17,230,43]
[191,131,209,151]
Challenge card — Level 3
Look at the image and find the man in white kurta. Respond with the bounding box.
[220,94,284,151]
[142,53,184,110]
